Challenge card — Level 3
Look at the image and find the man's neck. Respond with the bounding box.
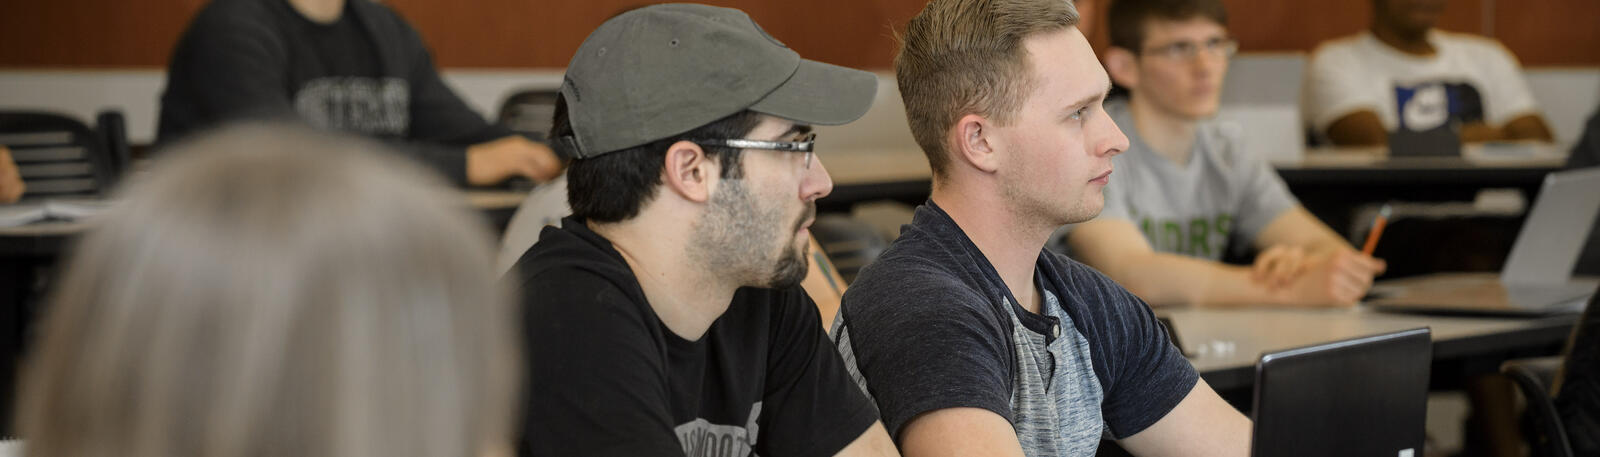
[1127,94,1200,166]
[588,216,736,341]
[929,183,1048,314]
[287,0,345,24]
[1372,23,1435,56]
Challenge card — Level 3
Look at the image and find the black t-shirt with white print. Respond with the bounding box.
[508,216,879,457]
[157,0,510,185]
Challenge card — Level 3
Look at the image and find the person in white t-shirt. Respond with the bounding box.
[1302,0,1553,146]
[1063,0,1386,308]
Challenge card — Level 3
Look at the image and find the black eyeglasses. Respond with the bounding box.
[1140,37,1239,61]
[688,132,817,169]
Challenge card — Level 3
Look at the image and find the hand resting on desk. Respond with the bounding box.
[1068,208,1386,308]
[1263,248,1386,307]
[0,146,23,203]
[466,135,563,186]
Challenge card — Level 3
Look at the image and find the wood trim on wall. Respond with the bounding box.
[0,0,1594,69]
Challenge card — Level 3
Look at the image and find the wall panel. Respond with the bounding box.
[0,0,1594,69]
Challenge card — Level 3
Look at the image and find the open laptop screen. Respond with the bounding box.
[1251,328,1432,457]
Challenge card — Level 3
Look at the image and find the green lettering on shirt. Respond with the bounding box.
[1189,219,1211,257]
[1137,213,1234,259]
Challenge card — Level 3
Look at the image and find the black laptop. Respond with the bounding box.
[1251,328,1432,457]
[1388,122,1461,158]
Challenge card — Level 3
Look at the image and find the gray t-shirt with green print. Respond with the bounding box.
[1078,98,1298,260]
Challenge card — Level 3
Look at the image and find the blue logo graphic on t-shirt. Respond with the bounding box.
[1393,81,1485,132]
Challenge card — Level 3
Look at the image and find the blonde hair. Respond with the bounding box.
[895,0,1079,178]
[16,125,519,457]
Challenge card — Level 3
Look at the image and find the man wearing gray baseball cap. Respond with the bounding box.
[507,4,897,456]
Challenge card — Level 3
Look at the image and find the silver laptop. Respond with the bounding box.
[1369,167,1600,316]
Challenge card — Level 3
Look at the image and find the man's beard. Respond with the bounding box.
[689,179,812,289]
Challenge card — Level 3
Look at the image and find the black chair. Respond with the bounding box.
[1501,287,1600,457]
[96,110,132,185]
[1,110,125,200]
[1502,357,1574,457]
[0,110,125,437]
[496,88,560,142]
[810,215,888,284]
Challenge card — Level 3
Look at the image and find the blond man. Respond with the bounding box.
[832,0,1250,455]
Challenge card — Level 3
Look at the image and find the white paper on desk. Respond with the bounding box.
[43,199,110,219]
[0,204,47,227]
[1462,142,1566,164]
[0,199,110,227]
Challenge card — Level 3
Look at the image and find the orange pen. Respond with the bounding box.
[1361,204,1392,256]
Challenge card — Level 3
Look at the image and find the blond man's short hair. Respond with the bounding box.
[895,0,1080,178]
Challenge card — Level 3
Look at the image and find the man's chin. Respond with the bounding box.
[767,263,809,289]
[759,244,811,290]
[1056,200,1104,226]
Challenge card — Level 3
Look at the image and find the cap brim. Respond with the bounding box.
[748,59,878,126]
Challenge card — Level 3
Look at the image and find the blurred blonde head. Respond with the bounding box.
[16,124,519,457]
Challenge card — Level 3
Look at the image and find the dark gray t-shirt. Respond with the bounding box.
[1060,99,1298,260]
[833,203,1198,455]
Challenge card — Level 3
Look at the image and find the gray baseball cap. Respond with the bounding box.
[555,3,878,159]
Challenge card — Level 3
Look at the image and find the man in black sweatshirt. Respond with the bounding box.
[506,4,898,456]
[157,0,561,186]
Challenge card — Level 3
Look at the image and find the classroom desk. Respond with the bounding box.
[0,189,529,257]
[815,145,1570,217]
[1280,145,1569,236]
[818,147,931,212]
[0,189,530,436]
[1169,306,1576,393]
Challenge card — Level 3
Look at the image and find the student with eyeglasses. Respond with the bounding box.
[1058,0,1387,308]
[504,4,897,456]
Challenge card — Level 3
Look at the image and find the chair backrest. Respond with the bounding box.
[0,111,119,200]
[495,174,570,276]
[809,215,888,285]
[496,88,560,142]
[1504,358,1576,457]
[1552,287,1600,456]
[95,110,131,182]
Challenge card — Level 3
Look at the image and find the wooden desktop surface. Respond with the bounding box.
[1168,306,1576,391]
[821,147,931,186]
[818,144,1569,187]
[0,189,531,256]
[815,144,1570,234]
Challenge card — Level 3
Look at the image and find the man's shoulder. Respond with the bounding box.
[183,0,286,37]
[1043,253,1150,320]
[1044,253,1119,294]
[508,225,643,310]
[193,0,275,20]
[1196,117,1266,170]
[1435,30,1510,52]
[347,0,414,28]
[1305,33,1381,77]
[1434,31,1521,67]
[843,233,1001,321]
[1308,33,1370,60]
